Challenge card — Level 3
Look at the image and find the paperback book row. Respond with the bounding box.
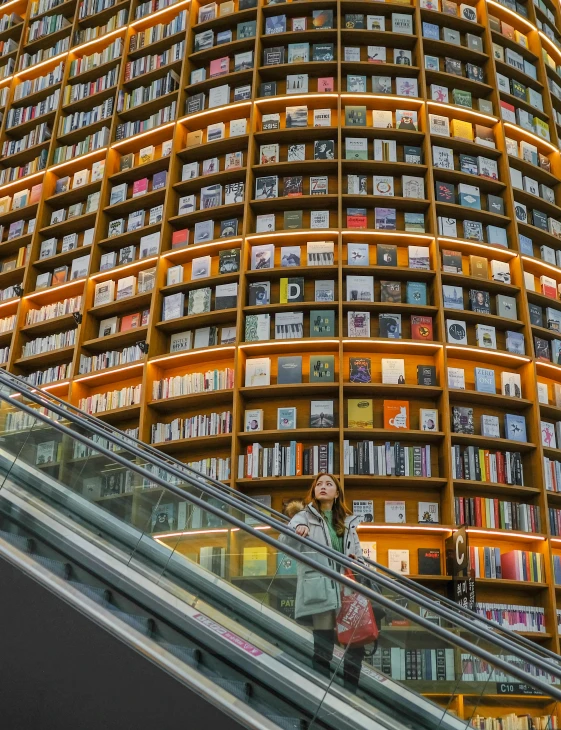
[448,368,522,399]
[245,356,336,386]
[374,648,455,683]
[6,87,60,129]
[461,653,556,684]
[0,148,48,185]
[46,192,99,225]
[2,408,65,434]
[454,496,541,533]
[58,97,114,136]
[109,166,168,203]
[177,178,245,215]
[21,329,76,359]
[151,411,233,444]
[182,148,243,182]
[187,456,230,481]
[34,439,63,467]
[78,385,142,415]
[129,10,187,53]
[52,126,110,165]
[114,101,177,142]
[116,70,179,112]
[344,206,427,234]
[94,309,150,342]
[126,40,185,84]
[543,456,561,493]
[79,344,145,376]
[93,269,155,308]
[67,38,122,78]
[444,317,522,352]
[451,446,524,485]
[547,507,561,537]
[475,602,546,634]
[0,181,43,215]
[513,193,561,239]
[63,66,119,107]
[23,363,71,387]
[2,122,51,158]
[19,34,70,73]
[452,408,528,443]
[53,157,105,194]
[239,442,335,478]
[152,368,235,399]
[246,311,342,341]
[344,172,425,200]
[343,441,433,477]
[469,713,557,729]
[249,241,335,268]
[470,548,544,582]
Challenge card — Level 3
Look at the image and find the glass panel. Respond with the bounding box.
[0,379,558,730]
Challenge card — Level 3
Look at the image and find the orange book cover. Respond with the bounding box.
[30,183,43,204]
[296,442,303,476]
[120,313,141,331]
[484,450,491,484]
[383,400,409,430]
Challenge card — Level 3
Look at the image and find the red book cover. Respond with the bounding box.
[296,442,303,475]
[245,444,253,478]
[494,499,500,529]
[347,212,367,228]
[484,450,490,483]
[120,312,141,331]
[141,308,150,326]
[124,62,131,81]
[411,315,433,340]
[30,183,42,203]
[172,228,189,248]
[474,497,481,527]
[501,551,519,580]
[132,177,149,197]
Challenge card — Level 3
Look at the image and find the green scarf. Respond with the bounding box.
[322,510,343,553]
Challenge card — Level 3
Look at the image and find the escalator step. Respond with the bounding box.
[265,716,307,730]
[0,530,32,553]
[68,582,111,606]
[159,642,200,667]
[213,677,251,702]
[108,609,153,637]
[34,556,71,580]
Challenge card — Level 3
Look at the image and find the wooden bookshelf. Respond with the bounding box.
[0,0,560,720]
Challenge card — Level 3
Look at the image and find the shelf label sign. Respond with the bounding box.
[446,526,476,611]
[496,683,544,696]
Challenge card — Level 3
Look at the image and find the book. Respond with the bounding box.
[418,503,439,524]
[420,409,439,431]
[384,400,409,430]
[310,401,334,428]
[418,548,441,575]
[388,549,410,574]
[385,501,406,524]
[348,398,373,428]
[382,358,405,384]
[278,407,297,430]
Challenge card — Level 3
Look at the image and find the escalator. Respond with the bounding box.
[0,371,559,730]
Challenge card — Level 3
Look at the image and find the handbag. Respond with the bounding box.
[336,568,379,646]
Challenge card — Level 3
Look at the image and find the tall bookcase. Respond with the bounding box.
[2,0,561,720]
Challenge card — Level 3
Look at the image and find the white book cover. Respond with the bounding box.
[447,367,465,389]
[418,502,439,523]
[381,358,405,384]
[446,319,468,344]
[388,549,409,574]
[245,357,271,386]
[385,501,406,523]
[346,275,374,301]
[348,311,370,337]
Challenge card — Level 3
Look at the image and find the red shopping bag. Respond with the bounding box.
[336,568,379,646]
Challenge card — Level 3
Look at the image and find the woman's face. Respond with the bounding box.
[315,475,338,503]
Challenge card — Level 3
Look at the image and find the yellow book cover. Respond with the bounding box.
[451,118,473,141]
[187,130,203,147]
[139,144,155,164]
[243,546,268,576]
[219,0,234,15]
[0,196,11,214]
[478,448,486,481]
[16,247,25,268]
[514,29,528,48]
[360,541,376,561]
[279,278,289,304]
[469,255,488,278]
[348,398,373,428]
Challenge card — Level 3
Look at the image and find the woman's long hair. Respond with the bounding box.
[305,473,351,536]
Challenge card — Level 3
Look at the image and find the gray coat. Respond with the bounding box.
[282,501,363,621]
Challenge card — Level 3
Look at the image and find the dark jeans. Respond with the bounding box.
[312,629,366,692]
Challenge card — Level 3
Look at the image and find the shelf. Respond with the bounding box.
[149,389,233,413]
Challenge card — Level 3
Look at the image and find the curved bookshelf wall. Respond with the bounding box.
[2,0,561,720]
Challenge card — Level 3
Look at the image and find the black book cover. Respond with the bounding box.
[404,145,422,163]
[260,81,277,97]
[376,243,398,266]
[529,303,543,326]
[417,365,437,385]
[436,181,455,203]
[534,336,551,360]
[532,209,548,230]
[219,248,240,273]
[313,43,334,61]
[487,194,504,215]
[468,289,491,313]
[418,548,441,575]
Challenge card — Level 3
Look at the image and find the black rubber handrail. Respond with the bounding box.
[1,370,559,667]
[1,377,561,690]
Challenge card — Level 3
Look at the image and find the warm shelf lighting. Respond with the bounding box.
[437,237,518,258]
[0,75,13,86]
[74,363,144,383]
[465,528,545,541]
[90,257,158,280]
[344,338,443,349]
[111,123,175,149]
[0,297,19,310]
[178,101,252,124]
[342,230,434,241]
[521,255,561,276]
[130,0,190,27]
[358,524,452,533]
[25,278,86,300]
[486,0,537,31]
[72,27,125,55]
[161,238,243,257]
[0,171,44,195]
[155,527,229,539]
[42,380,70,391]
[256,93,336,104]
[246,231,339,241]
[427,101,498,124]
[17,51,69,78]
[536,361,561,374]
[503,123,559,154]
[539,31,561,62]
[49,148,107,172]
[240,339,338,349]
[446,345,531,362]
[149,345,235,365]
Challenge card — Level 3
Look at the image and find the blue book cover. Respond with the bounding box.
[552,339,561,364]
[519,234,533,255]
[422,22,439,39]
[406,281,427,305]
[504,413,527,442]
[474,367,496,393]
[277,552,298,575]
[506,331,525,354]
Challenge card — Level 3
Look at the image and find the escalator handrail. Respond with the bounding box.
[2,387,561,692]
[2,370,559,668]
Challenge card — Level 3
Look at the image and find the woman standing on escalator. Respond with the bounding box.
[283,473,374,693]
